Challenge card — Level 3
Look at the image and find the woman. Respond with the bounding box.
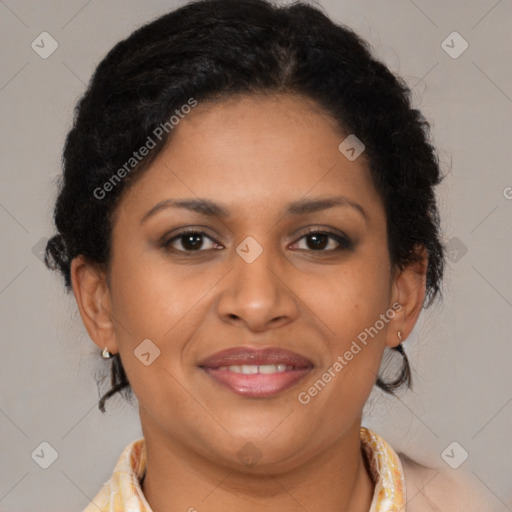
[44,0,492,510]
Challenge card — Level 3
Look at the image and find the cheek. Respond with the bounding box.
[107,253,219,398]
[107,255,202,414]
[304,252,391,339]
[109,249,204,339]
[298,248,392,396]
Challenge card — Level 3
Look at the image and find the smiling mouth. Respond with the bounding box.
[215,364,295,373]
[198,346,314,398]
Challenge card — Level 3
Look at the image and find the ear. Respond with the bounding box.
[385,245,428,348]
[70,255,118,355]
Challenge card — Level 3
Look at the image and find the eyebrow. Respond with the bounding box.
[140,196,367,224]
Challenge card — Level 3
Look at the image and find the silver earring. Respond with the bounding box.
[101,346,112,359]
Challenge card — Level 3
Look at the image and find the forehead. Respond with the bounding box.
[116,93,384,225]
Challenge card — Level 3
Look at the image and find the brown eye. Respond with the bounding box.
[163,231,219,252]
[292,230,353,252]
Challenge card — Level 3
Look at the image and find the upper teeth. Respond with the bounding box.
[217,364,292,374]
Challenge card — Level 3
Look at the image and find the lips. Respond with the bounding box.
[198,347,313,369]
[198,347,314,398]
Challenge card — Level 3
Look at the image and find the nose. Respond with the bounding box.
[216,242,299,332]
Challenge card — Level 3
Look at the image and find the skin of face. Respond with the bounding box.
[71,93,427,511]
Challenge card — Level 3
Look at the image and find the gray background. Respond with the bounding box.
[1,0,511,510]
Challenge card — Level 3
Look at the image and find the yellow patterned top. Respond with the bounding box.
[83,427,406,512]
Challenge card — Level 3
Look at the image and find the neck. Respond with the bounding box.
[139,411,374,512]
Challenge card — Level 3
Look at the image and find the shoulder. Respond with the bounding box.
[399,453,495,512]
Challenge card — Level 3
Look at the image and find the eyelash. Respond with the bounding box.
[162,228,353,254]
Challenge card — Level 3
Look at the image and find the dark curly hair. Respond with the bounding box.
[45,0,445,412]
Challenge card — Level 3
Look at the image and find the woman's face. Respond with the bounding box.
[74,93,423,473]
